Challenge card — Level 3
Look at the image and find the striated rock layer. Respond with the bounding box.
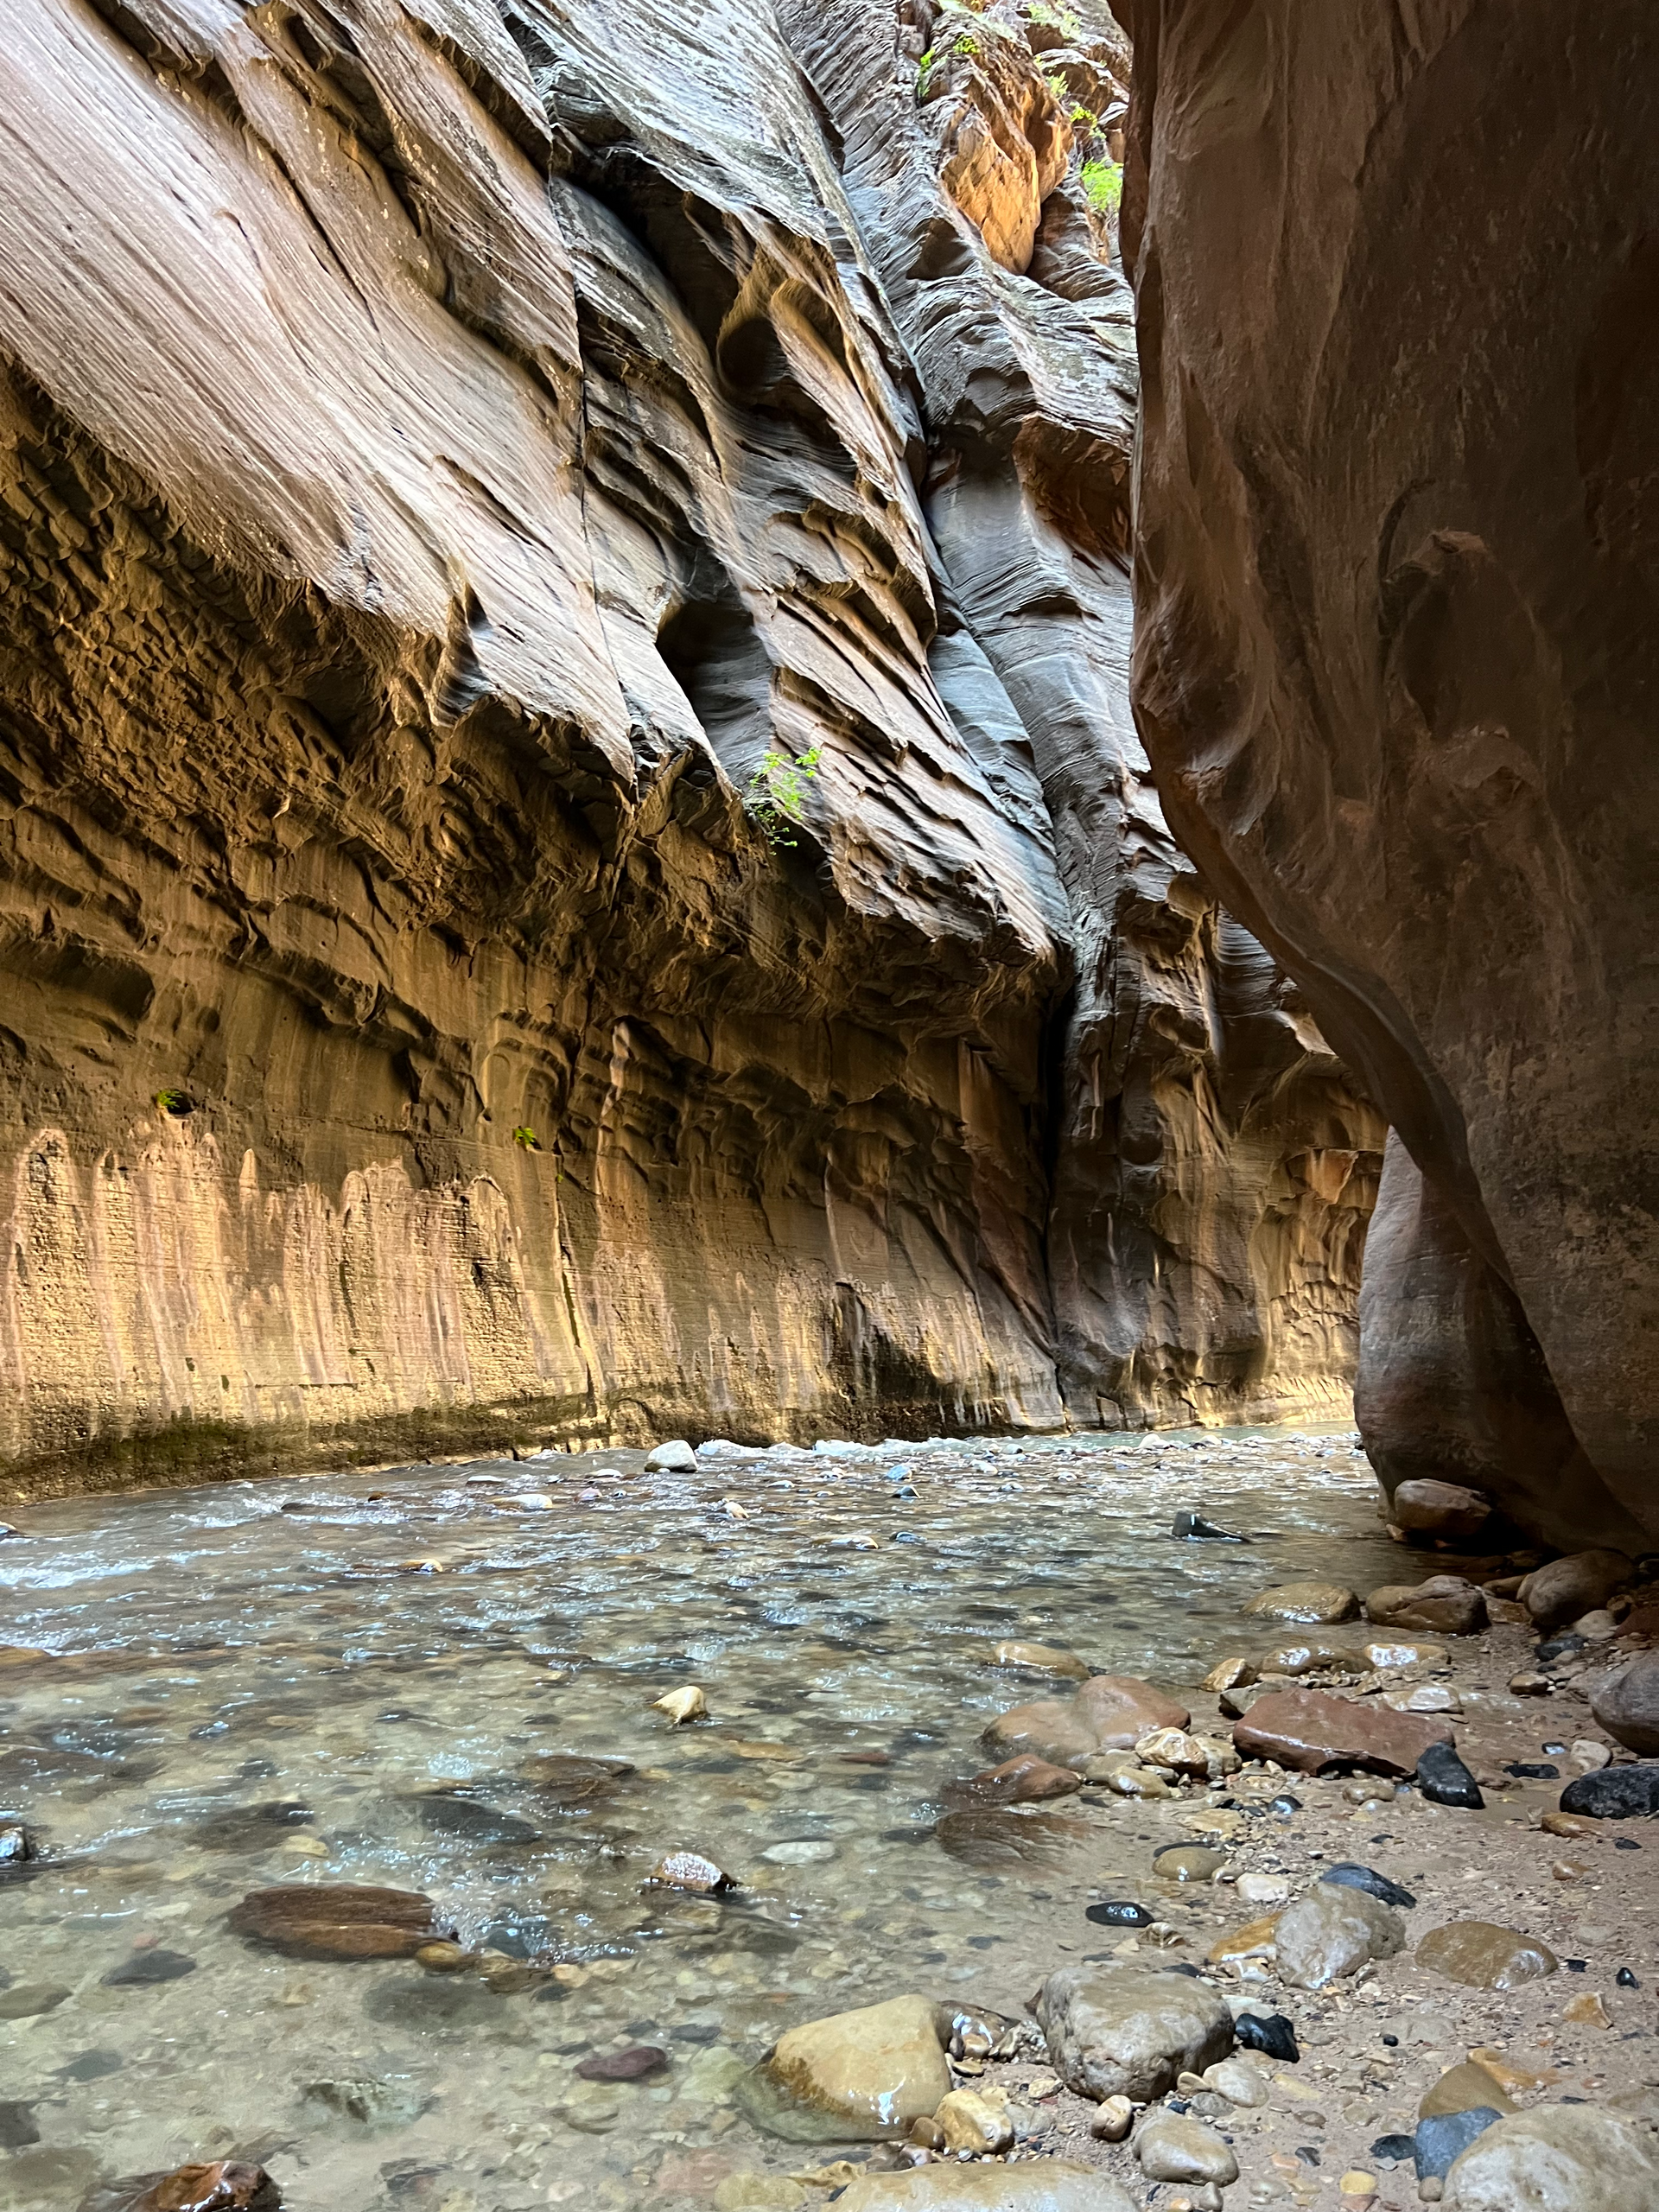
[1116,0,1659,1547]
[0,0,1378,1496]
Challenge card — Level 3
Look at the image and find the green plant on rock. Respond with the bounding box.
[512,1125,541,1151]
[1081,156,1123,216]
[1027,0,1082,33]
[744,745,822,849]
[152,1088,189,1116]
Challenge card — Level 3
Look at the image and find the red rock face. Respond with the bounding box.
[1113,0,1659,1545]
[0,0,1382,1495]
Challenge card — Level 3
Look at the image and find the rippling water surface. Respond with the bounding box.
[0,1424,1402,2209]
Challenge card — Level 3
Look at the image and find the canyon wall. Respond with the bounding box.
[0,0,1380,1497]
[1114,0,1658,1548]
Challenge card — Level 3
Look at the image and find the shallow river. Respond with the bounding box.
[0,1424,1404,2210]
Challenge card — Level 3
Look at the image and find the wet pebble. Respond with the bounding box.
[575,2045,669,2081]
[101,1948,198,1986]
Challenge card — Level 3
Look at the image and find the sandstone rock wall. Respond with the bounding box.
[1113,0,1659,1544]
[0,0,1379,1497]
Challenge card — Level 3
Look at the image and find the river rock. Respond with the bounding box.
[1415,1743,1484,1808]
[1414,2109,1505,2182]
[1421,2063,1516,2119]
[1236,1872,1290,1907]
[1232,1687,1453,1775]
[830,2167,1141,2211]
[228,1885,446,1960]
[1134,2111,1240,2185]
[576,2045,668,2082]
[101,1948,197,1986]
[1072,1675,1191,1749]
[0,1981,70,2018]
[1137,1728,1229,1779]
[1034,1965,1234,2102]
[1321,1862,1416,1909]
[126,2162,282,2212]
[652,1685,708,1725]
[1590,1654,1659,1756]
[959,1755,1082,1805]
[991,1643,1090,1679]
[1560,1764,1659,1819]
[1417,1922,1560,1991]
[1392,1480,1494,1541]
[933,2088,1013,2155]
[1246,1582,1360,1624]
[1442,2105,1659,2211]
[1203,2056,1271,2107]
[1360,1639,1450,1671]
[982,1700,1102,1770]
[1274,1883,1405,1989]
[1154,1846,1225,1883]
[1365,1579,1488,1635]
[1233,2012,1300,2063]
[645,1441,697,1473]
[755,1994,950,2140]
[1203,1656,1256,1692]
[647,1851,736,1892]
[1078,1755,1170,1798]
[1521,1552,1633,1633]
[1258,1640,1366,1678]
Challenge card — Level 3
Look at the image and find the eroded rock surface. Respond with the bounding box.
[1116,0,1659,1545]
[0,0,1381,1492]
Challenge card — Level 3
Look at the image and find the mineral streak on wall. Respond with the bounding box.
[0,0,1381,1497]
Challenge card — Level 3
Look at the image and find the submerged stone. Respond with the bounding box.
[229,1884,445,1961]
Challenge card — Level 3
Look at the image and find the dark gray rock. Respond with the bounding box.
[1416,1744,1484,1809]
[1321,1862,1416,1910]
[1560,1764,1659,1820]
[1415,2108,1504,2180]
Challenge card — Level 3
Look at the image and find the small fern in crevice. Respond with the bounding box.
[152,1088,192,1117]
[512,1125,541,1152]
[744,745,822,849]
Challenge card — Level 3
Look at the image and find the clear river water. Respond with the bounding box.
[0,1424,1405,2210]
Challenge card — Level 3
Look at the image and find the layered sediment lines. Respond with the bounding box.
[0,0,1379,1495]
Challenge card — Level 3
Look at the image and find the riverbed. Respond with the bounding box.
[0,1427,1421,2207]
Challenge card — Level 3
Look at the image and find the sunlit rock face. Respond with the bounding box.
[0,0,1378,1495]
[1114,0,1659,1542]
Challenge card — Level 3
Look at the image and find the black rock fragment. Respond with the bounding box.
[1503,1762,1559,1780]
[1085,1900,1154,1928]
[1415,1743,1484,1808]
[1370,2133,1415,2165]
[1268,1794,1302,1817]
[1536,1635,1587,1666]
[1234,2012,1300,2063]
[1618,1967,1639,1987]
[1560,1764,1659,1820]
[1320,1862,1416,1910]
[1172,1511,1248,1541]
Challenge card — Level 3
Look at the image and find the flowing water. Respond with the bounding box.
[0,1425,1403,2209]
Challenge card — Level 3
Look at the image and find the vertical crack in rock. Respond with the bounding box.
[0,0,1378,1495]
